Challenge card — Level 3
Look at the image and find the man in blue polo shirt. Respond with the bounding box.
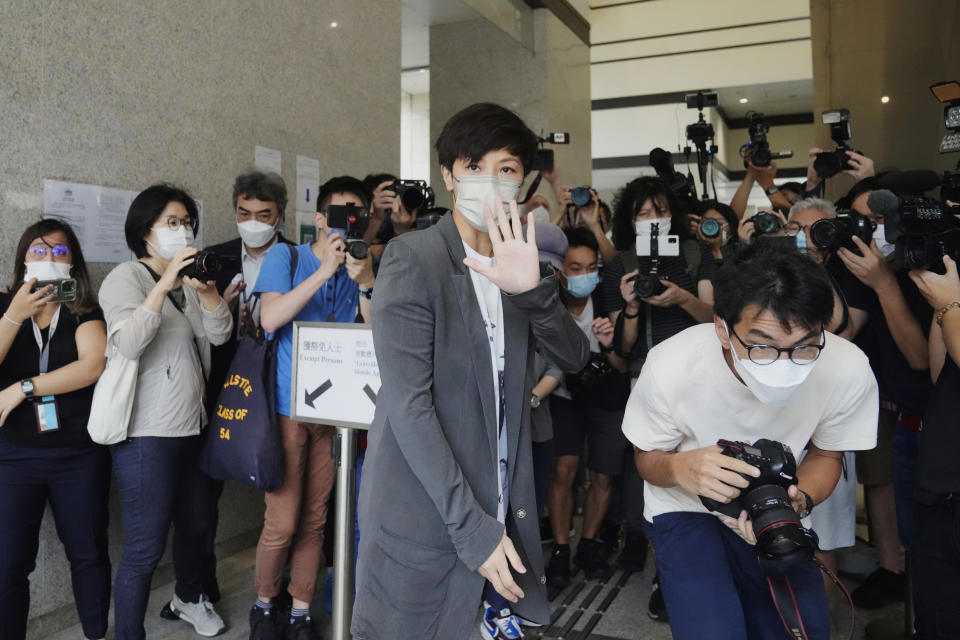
[249,175,375,640]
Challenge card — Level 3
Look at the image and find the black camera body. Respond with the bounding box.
[810,210,876,252]
[745,112,772,167]
[649,147,697,202]
[752,211,783,236]
[700,439,817,574]
[531,132,571,172]
[325,204,371,260]
[415,206,448,231]
[386,180,435,213]
[814,109,856,179]
[884,195,960,270]
[180,251,238,281]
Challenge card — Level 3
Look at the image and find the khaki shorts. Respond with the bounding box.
[856,408,896,486]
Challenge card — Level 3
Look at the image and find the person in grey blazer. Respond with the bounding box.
[352,103,589,640]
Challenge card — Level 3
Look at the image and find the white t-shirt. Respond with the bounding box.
[554,297,600,400]
[622,323,878,521]
[463,242,508,523]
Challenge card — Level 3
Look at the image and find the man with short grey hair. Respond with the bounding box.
[787,197,836,259]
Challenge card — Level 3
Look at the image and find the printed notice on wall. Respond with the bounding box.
[254,145,282,175]
[43,180,139,263]
[290,322,379,430]
[295,155,320,212]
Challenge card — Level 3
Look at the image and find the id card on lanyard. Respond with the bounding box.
[31,306,62,434]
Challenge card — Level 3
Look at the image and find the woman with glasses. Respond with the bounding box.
[0,219,111,640]
[99,184,232,640]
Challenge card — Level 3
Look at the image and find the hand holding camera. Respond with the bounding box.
[643,279,691,308]
[319,235,347,281]
[6,280,54,324]
[345,252,374,290]
[837,236,896,291]
[158,247,199,293]
[910,255,960,310]
[842,150,875,181]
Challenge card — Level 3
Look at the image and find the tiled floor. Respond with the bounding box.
[43,532,907,640]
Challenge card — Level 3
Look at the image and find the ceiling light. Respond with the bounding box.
[330,21,339,28]
[739,98,749,104]
[881,96,890,104]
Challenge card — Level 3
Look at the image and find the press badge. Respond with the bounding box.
[34,396,61,434]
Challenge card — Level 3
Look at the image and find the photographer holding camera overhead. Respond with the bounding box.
[248,175,374,640]
[626,244,878,640]
[99,184,234,639]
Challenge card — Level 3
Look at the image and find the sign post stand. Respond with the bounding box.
[291,322,380,640]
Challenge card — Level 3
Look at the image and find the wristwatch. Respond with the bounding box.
[359,286,374,300]
[530,394,541,409]
[765,185,780,196]
[20,379,36,402]
[798,489,814,519]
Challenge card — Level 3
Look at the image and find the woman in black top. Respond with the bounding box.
[0,219,110,640]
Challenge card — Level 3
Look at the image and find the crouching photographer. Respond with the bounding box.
[625,244,878,640]
[908,257,960,639]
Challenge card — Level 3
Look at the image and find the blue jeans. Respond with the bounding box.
[646,512,829,640]
[112,436,213,640]
[0,442,111,640]
[892,424,919,549]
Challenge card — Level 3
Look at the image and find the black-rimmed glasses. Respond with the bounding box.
[728,326,825,365]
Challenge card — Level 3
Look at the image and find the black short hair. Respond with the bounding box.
[610,176,687,251]
[363,173,398,194]
[699,200,739,238]
[713,243,834,331]
[837,176,880,210]
[232,170,288,217]
[125,183,199,259]
[435,103,539,175]
[780,181,805,197]
[564,227,599,256]
[317,176,371,213]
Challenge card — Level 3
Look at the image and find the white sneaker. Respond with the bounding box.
[170,593,226,637]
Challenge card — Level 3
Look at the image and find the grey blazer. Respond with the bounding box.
[352,214,589,639]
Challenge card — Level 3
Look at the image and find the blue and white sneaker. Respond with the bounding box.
[480,602,524,639]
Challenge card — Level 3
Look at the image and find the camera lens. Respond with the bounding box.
[633,273,664,299]
[400,187,425,212]
[753,212,782,236]
[348,240,369,260]
[745,485,813,565]
[571,187,592,207]
[809,219,839,249]
[751,147,772,167]
[813,151,842,179]
[700,218,721,238]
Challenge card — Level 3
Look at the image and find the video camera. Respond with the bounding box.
[180,251,238,281]
[325,203,371,260]
[683,91,719,200]
[649,147,697,202]
[700,439,817,572]
[810,210,875,253]
[531,131,571,172]
[813,109,856,179]
[865,81,960,271]
[386,179,435,213]
[740,112,794,168]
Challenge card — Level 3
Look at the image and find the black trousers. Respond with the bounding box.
[912,497,960,639]
[0,442,111,640]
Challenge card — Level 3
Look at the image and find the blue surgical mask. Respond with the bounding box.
[795,231,808,255]
[566,272,599,298]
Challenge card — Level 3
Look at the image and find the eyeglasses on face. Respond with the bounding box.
[154,216,194,230]
[27,244,71,259]
[728,325,825,365]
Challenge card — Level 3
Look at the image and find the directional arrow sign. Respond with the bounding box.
[305,379,333,408]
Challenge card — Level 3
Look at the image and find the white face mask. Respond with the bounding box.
[635,218,672,236]
[723,321,819,406]
[454,175,522,231]
[148,225,195,260]
[872,224,895,258]
[237,220,278,249]
[24,261,72,282]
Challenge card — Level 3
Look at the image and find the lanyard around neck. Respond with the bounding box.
[31,305,62,375]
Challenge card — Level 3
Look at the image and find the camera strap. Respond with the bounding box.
[518,172,543,205]
[766,558,854,640]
